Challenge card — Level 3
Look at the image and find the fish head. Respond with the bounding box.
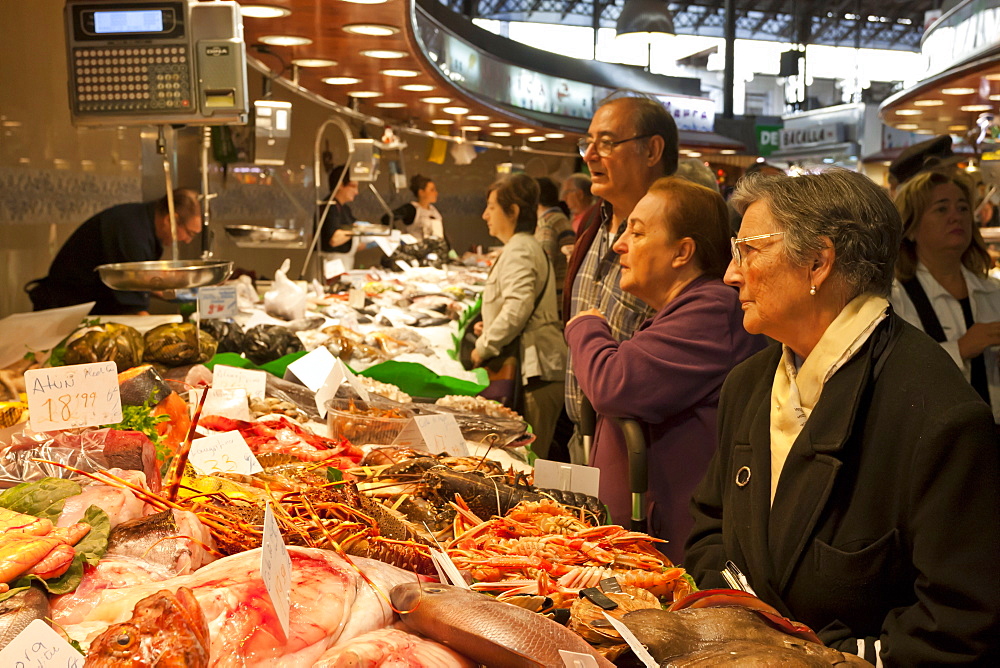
[85,587,210,667]
[0,587,50,651]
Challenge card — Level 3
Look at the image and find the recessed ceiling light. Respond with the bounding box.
[381,69,419,77]
[895,109,922,116]
[897,123,919,130]
[990,94,1000,101]
[527,136,546,142]
[360,49,408,59]
[443,106,469,114]
[489,122,511,128]
[687,151,702,157]
[942,87,976,95]
[491,131,511,137]
[514,128,535,134]
[375,101,407,108]
[460,125,481,131]
[241,5,291,18]
[259,35,313,46]
[913,99,944,106]
[720,149,737,155]
[985,73,1000,81]
[343,24,399,36]
[949,124,969,131]
[401,84,434,92]
[915,128,934,134]
[292,58,337,67]
[421,96,451,104]
[323,77,361,85]
[961,104,992,112]
[347,90,382,98]
[430,119,454,125]
[467,115,490,121]
[544,132,565,139]
[338,0,389,4]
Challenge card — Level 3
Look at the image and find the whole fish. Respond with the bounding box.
[622,607,872,666]
[83,587,210,667]
[313,627,476,668]
[390,582,614,668]
[0,587,49,651]
[106,509,216,576]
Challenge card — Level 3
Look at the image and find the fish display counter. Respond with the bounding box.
[0,264,873,666]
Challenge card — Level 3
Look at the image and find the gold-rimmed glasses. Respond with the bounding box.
[730,232,784,266]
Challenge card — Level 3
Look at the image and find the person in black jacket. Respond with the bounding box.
[319,164,359,272]
[685,169,1000,666]
[381,174,445,242]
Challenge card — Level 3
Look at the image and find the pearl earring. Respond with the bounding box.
[809,285,817,296]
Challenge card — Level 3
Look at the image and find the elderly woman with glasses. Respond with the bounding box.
[565,177,764,564]
[685,169,1000,666]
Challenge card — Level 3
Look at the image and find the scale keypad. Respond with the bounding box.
[72,45,191,113]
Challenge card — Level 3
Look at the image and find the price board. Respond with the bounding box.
[198,285,238,320]
[25,362,122,432]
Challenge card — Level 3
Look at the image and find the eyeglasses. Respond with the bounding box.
[577,134,654,158]
[730,232,784,266]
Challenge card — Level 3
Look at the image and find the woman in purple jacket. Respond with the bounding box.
[565,176,765,564]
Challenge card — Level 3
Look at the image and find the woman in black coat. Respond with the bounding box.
[685,169,1000,666]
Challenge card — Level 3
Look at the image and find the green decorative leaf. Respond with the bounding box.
[75,505,110,567]
[13,554,85,595]
[326,467,343,483]
[0,478,82,523]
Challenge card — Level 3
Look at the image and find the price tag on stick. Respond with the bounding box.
[213,364,267,400]
[0,618,84,667]
[25,361,121,432]
[198,285,238,320]
[261,503,292,639]
[188,431,263,475]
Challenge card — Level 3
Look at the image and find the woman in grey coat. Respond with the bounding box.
[472,174,567,456]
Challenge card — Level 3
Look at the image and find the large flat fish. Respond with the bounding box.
[0,587,49,651]
[623,607,872,666]
[391,582,615,668]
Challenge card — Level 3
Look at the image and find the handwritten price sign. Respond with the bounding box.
[188,431,263,475]
[0,619,84,667]
[25,362,121,432]
[198,285,238,320]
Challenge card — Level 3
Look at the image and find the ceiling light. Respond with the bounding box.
[241,5,291,18]
[401,84,434,92]
[338,0,389,4]
[941,87,976,95]
[347,90,382,98]
[895,109,922,116]
[492,131,511,137]
[443,106,469,114]
[375,102,407,108]
[514,128,535,134]
[323,77,361,85]
[460,125,481,131]
[985,73,1000,81]
[467,115,490,121]
[292,58,337,67]
[544,132,565,139]
[949,124,969,131]
[381,69,419,77]
[913,99,944,106]
[960,104,992,112]
[527,136,546,142]
[421,96,451,104]
[720,149,737,155]
[343,24,399,36]
[259,35,312,46]
[687,151,702,157]
[915,128,934,134]
[897,123,919,130]
[360,49,408,59]
[430,119,454,125]
[489,122,511,128]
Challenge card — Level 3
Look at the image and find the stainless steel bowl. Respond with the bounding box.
[97,260,234,291]
[225,225,304,243]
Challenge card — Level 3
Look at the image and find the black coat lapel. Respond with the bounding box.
[767,341,874,592]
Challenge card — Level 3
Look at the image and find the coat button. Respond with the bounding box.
[735,466,751,487]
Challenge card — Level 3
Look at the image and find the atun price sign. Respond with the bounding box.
[25,361,122,432]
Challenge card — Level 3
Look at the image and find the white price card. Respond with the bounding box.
[198,285,238,320]
[372,236,400,257]
[190,388,251,422]
[284,347,344,417]
[399,233,419,245]
[0,618,84,668]
[338,360,370,402]
[601,612,658,668]
[323,258,346,279]
[261,503,292,639]
[559,650,601,668]
[533,460,601,499]
[392,414,468,456]
[188,431,264,475]
[25,361,121,432]
[348,288,366,309]
[213,364,267,400]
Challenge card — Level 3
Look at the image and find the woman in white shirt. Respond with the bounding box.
[384,174,445,242]
[890,170,1000,422]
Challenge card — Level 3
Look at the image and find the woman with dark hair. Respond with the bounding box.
[319,164,359,272]
[686,169,1000,665]
[472,174,566,456]
[565,177,764,562]
[383,174,445,242]
[890,170,1000,423]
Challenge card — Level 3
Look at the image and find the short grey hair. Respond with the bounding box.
[598,91,679,176]
[675,158,720,193]
[730,169,901,298]
[563,173,593,199]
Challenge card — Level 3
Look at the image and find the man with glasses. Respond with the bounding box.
[562,93,679,464]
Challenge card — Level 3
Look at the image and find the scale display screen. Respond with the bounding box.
[93,9,164,34]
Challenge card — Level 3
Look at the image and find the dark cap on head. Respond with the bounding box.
[888,135,955,185]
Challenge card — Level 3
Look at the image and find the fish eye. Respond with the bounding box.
[425,587,444,593]
[116,633,132,646]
